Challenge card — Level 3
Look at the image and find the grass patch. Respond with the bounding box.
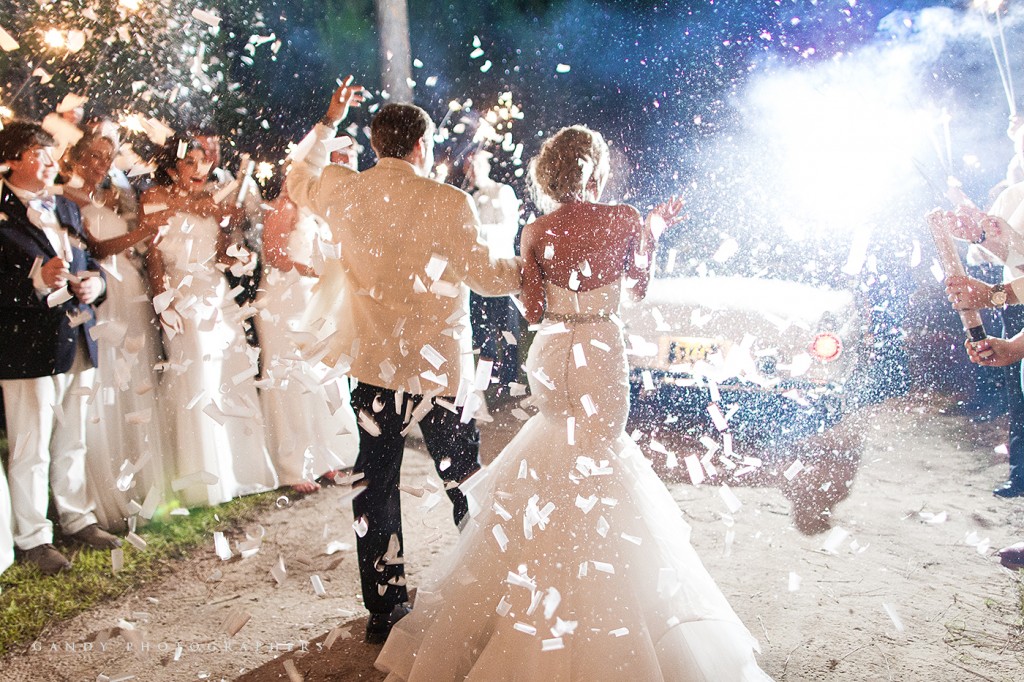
[0,491,277,657]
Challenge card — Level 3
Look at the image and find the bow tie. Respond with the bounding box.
[27,197,60,231]
[28,196,57,213]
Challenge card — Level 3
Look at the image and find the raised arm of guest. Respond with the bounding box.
[627,197,685,301]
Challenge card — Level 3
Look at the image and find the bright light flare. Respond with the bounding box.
[255,161,274,184]
[809,333,842,362]
[973,0,1003,13]
[118,113,147,135]
[746,57,933,239]
[43,29,66,49]
[119,0,142,10]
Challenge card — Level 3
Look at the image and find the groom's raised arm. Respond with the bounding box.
[286,79,365,216]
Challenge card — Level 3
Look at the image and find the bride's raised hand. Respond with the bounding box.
[325,75,366,126]
[646,195,686,241]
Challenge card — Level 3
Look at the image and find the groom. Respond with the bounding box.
[287,81,522,642]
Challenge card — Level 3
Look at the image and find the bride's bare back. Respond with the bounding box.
[520,201,648,324]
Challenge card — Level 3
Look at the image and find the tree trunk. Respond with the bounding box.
[374,0,413,104]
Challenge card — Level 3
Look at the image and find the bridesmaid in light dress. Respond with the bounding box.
[254,179,358,494]
[143,137,277,508]
[63,131,171,530]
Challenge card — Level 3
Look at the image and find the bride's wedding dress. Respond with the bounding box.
[376,280,771,680]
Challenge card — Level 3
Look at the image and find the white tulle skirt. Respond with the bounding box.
[375,295,771,681]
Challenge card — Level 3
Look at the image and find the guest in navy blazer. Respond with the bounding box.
[0,120,121,576]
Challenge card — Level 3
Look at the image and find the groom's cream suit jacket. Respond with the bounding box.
[287,123,522,395]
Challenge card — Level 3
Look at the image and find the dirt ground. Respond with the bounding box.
[2,392,1022,682]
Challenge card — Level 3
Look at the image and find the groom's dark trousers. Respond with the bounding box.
[350,381,481,614]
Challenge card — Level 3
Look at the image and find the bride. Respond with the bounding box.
[375,126,771,680]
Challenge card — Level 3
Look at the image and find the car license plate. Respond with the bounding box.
[661,337,722,364]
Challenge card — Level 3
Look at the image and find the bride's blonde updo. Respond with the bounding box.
[528,125,610,213]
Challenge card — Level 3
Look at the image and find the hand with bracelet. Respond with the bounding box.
[946,274,1015,310]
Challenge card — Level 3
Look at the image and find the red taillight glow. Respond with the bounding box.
[809,333,842,362]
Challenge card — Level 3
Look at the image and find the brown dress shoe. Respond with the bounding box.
[70,524,122,550]
[23,544,72,575]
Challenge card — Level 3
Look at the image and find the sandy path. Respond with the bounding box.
[2,395,1022,681]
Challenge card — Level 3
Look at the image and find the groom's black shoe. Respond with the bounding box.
[365,602,412,644]
[993,480,1024,498]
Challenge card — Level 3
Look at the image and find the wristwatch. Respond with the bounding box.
[990,283,1008,307]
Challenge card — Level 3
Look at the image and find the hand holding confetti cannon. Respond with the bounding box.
[925,208,994,359]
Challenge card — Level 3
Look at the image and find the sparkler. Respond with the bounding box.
[975,0,1017,115]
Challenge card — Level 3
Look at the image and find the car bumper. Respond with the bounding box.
[628,370,849,449]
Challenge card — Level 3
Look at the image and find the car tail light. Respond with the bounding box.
[809,333,842,362]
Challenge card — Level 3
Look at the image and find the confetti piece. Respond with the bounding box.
[311,575,327,597]
[420,344,446,369]
[657,568,680,597]
[0,25,18,51]
[126,533,147,551]
[719,484,742,513]
[270,556,287,586]
[712,237,738,262]
[492,524,509,552]
[882,603,905,632]
[820,526,850,555]
[357,410,382,437]
[474,359,494,391]
[513,622,537,636]
[641,370,655,391]
[783,459,805,481]
[592,560,615,574]
[323,626,351,649]
[575,494,597,514]
[496,595,512,617]
[556,63,571,73]
[191,8,222,27]
[609,627,629,637]
[353,516,369,537]
[223,608,251,637]
[326,540,352,554]
[621,533,642,546]
[172,470,218,492]
[788,572,801,592]
[213,532,232,561]
[707,403,729,431]
[111,548,124,574]
[283,659,303,682]
[425,254,448,281]
[684,454,705,486]
[541,637,564,651]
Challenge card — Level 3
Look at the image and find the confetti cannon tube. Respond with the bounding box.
[926,214,994,358]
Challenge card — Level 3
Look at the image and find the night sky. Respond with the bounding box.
[2,0,1023,296]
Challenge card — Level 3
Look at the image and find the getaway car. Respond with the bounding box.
[621,273,868,451]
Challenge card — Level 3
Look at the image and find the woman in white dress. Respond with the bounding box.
[63,131,169,531]
[255,182,357,493]
[376,126,772,680]
[144,138,277,508]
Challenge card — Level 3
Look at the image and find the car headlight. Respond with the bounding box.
[809,332,842,363]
